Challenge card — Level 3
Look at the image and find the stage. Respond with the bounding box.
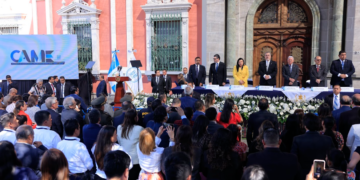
[171,86,360,101]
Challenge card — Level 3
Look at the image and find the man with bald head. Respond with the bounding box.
[282,56,299,86]
[3,88,17,106]
[310,56,327,87]
[332,95,351,131]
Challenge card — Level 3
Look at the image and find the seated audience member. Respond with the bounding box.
[326,149,347,172]
[14,100,36,129]
[159,93,168,108]
[143,99,162,127]
[103,150,131,180]
[216,99,242,128]
[16,115,28,126]
[205,107,223,135]
[15,125,47,171]
[291,113,335,179]
[114,94,133,117]
[146,106,174,148]
[317,103,332,120]
[83,109,102,152]
[61,96,84,139]
[45,97,62,137]
[92,126,133,180]
[167,98,182,124]
[164,152,192,180]
[246,98,278,146]
[3,88,18,107]
[241,165,269,180]
[40,94,51,110]
[161,125,202,179]
[280,114,304,152]
[33,110,61,149]
[0,141,38,180]
[0,113,19,144]
[117,109,144,180]
[91,96,112,126]
[228,124,247,162]
[192,100,206,121]
[40,149,71,180]
[320,116,344,150]
[249,120,274,154]
[57,119,93,177]
[180,86,198,111]
[200,128,243,179]
[192,115,211,151]
[137,127,175,180]
[114,101,133,128]
[6,95,22,113]
[138,96,155,126]
[247,128,301,180]
[184,107,193,121]
[332,95,351,131]
[25,95,40,123]
[204,93,220,113]
[65,86,88,112]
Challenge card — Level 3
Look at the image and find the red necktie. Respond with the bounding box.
[316,66,319,72]
[51,84,54,92]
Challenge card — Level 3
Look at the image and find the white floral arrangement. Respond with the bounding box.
[134,93,324,124]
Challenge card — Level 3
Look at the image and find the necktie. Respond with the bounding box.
[216,63,218,71]
[341,60,344,70]
[316,66,319,72]
[290,65,292,73]
[51,83,54,92]
[156,77,159,84]
[334,95,339,110]
[266,61,269,71]
[196,65,199,76]
[164,76,166,82]
[61,84,64,98]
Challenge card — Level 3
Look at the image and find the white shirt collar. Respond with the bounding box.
[3,128,15,132]
[334,93,340,97]
[36,126,50,130]
[64,136,80,141]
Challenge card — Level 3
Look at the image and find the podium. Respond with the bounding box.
[108,76,130,107]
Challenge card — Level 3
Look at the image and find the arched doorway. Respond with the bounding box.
[252,0,313,87]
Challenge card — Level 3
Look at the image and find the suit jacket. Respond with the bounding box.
[96,80,108,97]
[61,108,84,140]
[180,96,198,111]
[1,81,18,96]
[189,64,206,86]
[207,121,223,135]
[192,111,205,121]
[330,59,355,86]
[258,60,277,86]
[167,111,181,124]
[291,131,335,179]
[143,112,154,127]
[44,82,56,95]
[82,123,102,152]
[114,112,125,128]
[339,107,360,144]
[309,64,327,87]
[282,64,299,86]
[324,94,343,110]
[138,107,152,127]
[247,148,301,180]
[56,82,71,100]
[15,143,47,170]
[182,73,190,82]
[246,110,278,145]
[47,108,63,138]
[163,75,172,93]
[209,62,227,85]
[332,106,351,131]
[151,76,165,93]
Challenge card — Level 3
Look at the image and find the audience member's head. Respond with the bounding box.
[0,141,22,179]
[205,107,217,121]
[205,93,216,108]
[94,126,117,170]
[340,95,351,106]
[45,97,58,110]
[64,119,80,137]
[63,97,76,110]
[0,113,18,130]
[227,124,241,146]
[8,88,17,97]
[121,101,133,112]
[27,95,39,108]
[241,165,269,180]
[158,93,167,104]
[92,96,106,111]
[22,93,29,103]
[15,125,34,144]
[303,113,321,131]
[16,115,27,126]
[172,98,181,107]
[195,100,205,112]
[326,148,347,172]
[139,128,156,155]
[9,95,22,105]
[208,128,234,170]
[103,150,131,180]
[220,99,235,124]
[352,94,360,107]
[40,149,69,180]
[151,99,162,111]
[89,109,101,124]
[284,114,302,135]
[164,152,192,180]
[255,120,274,151]
[14,100,26,115]
[262,128,280,148]
[40,94,51,105]
[184,107,193,120]
[192,115,209,144]
[323,116,338,148]
[318,103,332,119]
[173,125,193,158]
[70,86,79,95]
[258,98,269,111]
[121,109,138,139]
[48,76,54,83]
[153,106,167,124]
[184,86,193,96]
[146,96,155,107]
[34,110,51,127]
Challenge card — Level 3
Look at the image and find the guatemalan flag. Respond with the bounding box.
[108,50,120,94]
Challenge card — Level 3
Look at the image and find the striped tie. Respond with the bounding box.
[334,95,339,110]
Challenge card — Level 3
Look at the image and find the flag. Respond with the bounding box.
[108,50,120,94]
[125,50,143,95]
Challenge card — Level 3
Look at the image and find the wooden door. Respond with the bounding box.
[253,0,313,87]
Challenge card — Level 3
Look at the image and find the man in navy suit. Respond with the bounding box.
[258,52,277,86]
[96,75,108,97]
[151,70,166,94]
[330,51,355,87]
[45,97,63,137]
[209,54,227,86]
[56,76,71,106]
[83,109,102,153]
[1,75,18,96]
[189,57,206,86]
[44,76,56,96]
[332,95,351,131]
[179,86,197,111]
[192,100,205,121]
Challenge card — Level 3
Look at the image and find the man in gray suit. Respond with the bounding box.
[282,56,299,86]
[310,56,327,87]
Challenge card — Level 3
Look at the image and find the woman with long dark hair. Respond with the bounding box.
[117,109,144,180]
[204,93,219,113]
[192,115,211,150]
[200,128,243,179]
[6,95,22,113]
[317,103,332,120]
[14,100,36,129]
[227,124,247,162]
[320,116,344,150]
[40,149,70,180]
[216,99,242,128]
[92,125,132,180]
[249,120,274,154]
[294,109,306,133]
[280,114,304,152]
[233,58,249,86]
[177,73,187,86]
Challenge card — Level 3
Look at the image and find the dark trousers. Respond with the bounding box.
[340,81,351,87]
[129,164,141,180]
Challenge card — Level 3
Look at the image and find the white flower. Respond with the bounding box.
[296,102,301,107]
[246,101,250,104]
[256,107,259,111]
[289,103,293,106]
[289,109,295,114]
[243,108,248,113]
[280,111,284,115]
[239,100,245,105]
[269,106,276,113]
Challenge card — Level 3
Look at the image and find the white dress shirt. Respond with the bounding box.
[92,143,133,179]
[0,128,16,145]
[49,82,56,94]
[33,126,61,149]
[117,125,144,164]
[337,59,348,81]
[25,106,41,123]
[264,60,272,79]
[347,124,360,158]
[6,102,16,113]
[137,136,175,173]
[57,137,93,174]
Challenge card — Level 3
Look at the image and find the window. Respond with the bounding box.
[151,14,182,71]
[67,20,92,71]
[0,25,19,35]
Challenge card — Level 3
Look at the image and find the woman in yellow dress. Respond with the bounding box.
[233,58,249,86]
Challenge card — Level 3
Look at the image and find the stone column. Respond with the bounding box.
[331,0,344,60]
[90,17,101,74]
[226,0,239,72]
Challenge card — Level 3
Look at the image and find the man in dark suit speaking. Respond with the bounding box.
[282,56,299,86]
[209,54,227,86]
[96,75,108,97]
[310,56,327,87]
[151,70,165,94]
[258,52,277,86]
[189,57,206,86]
[330,50,355,87]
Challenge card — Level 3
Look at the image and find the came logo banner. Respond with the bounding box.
[0,35,79,80]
